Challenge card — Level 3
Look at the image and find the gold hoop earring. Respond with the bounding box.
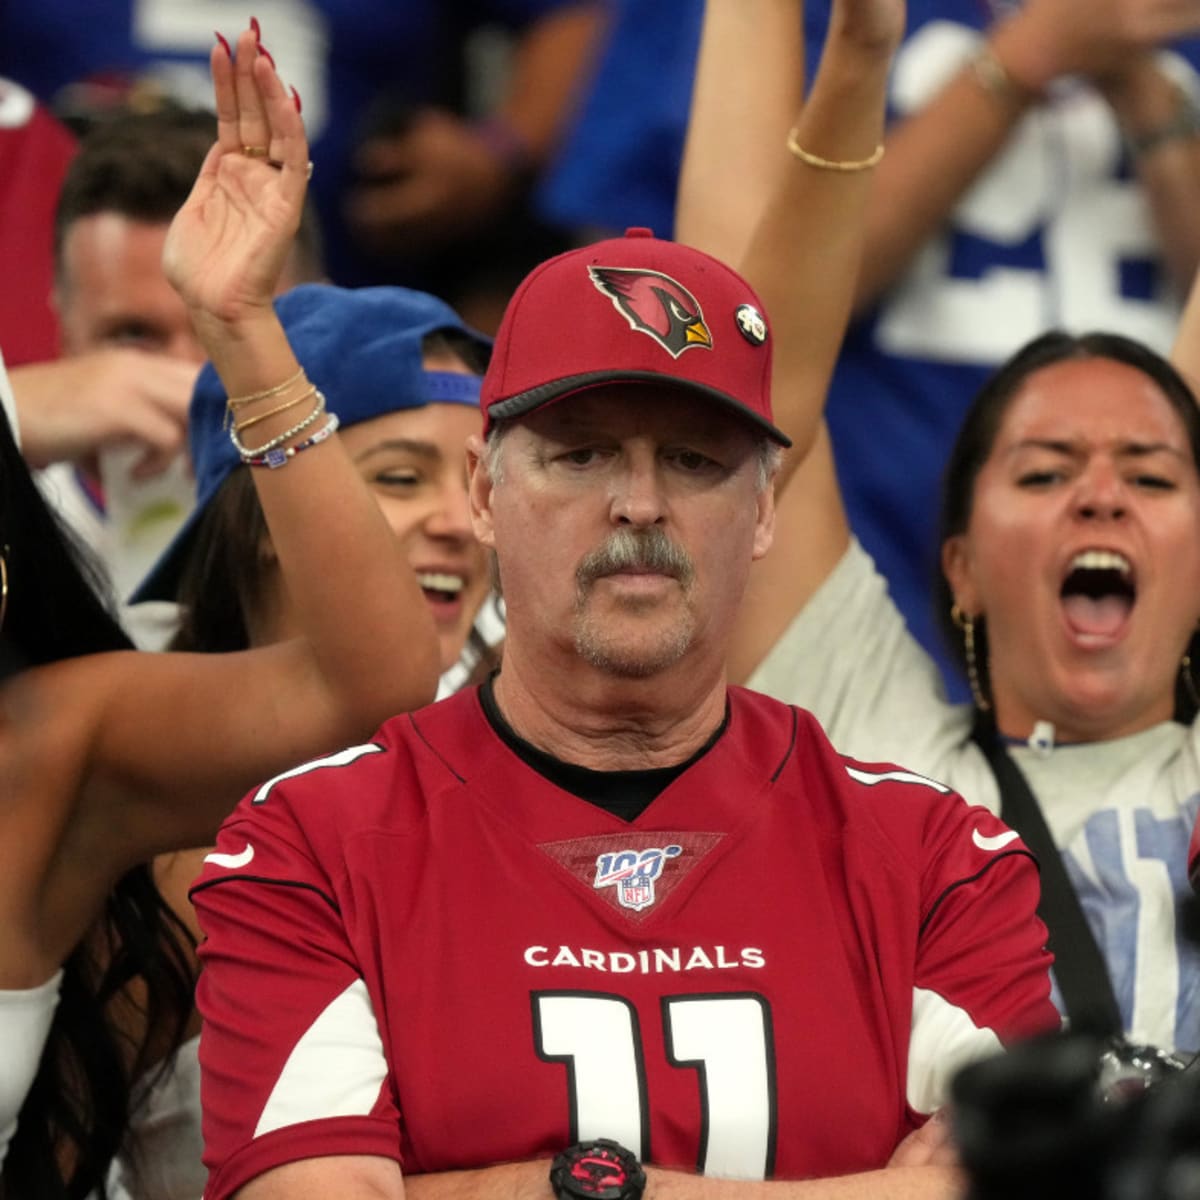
[0,545,8,636]
[1182,650,1200,711]
[951,603,990,712]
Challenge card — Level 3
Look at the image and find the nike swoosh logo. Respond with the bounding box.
[204,844,255,869]
[972,829,1020,852]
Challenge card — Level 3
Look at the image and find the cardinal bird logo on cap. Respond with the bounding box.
[588,266,712,359]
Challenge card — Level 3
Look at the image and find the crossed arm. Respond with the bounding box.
[234,1123,961,1200]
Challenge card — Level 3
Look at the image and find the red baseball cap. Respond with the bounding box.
[481,228,790,446]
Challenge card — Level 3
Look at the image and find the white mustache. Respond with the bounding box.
[577,528,695,588]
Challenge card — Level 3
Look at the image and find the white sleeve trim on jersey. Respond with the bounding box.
[251,742,383,805]
[254,978,388,1139]
[844,765,952,794]
[906,986,1003,1116]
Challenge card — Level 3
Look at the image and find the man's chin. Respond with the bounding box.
[573,625,693,679]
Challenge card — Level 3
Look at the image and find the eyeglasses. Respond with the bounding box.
[0,545,8,635]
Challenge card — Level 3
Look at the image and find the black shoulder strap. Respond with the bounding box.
[972,719,1123,1037]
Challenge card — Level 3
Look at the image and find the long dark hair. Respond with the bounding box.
[0,409,196,1199]
[935,330,1200,722]
[0,422,131,671]
[168,468,270,654]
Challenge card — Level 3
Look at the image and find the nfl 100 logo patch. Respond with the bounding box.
[593,845,683,912]
[538,832,723,920]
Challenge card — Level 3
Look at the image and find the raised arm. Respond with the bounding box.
[346,3,604,259]
[677,0,900,683]
[853,0,1200,311]
[62,30,439,870]
[1171,254,1200,390]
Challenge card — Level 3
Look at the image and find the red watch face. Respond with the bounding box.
[570,1149,629,1192]
[552,1140,645,1200]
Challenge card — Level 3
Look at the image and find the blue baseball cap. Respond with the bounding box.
[131,283,490,603]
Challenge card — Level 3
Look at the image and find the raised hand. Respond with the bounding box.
[162,27,308,328]
[346,108,517,260]
[830,0,907,57]
[996,0,1200,88]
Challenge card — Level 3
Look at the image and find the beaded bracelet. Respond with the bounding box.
[229,390,326,458]
[244,414,340,468]
[1126,84,1200,158]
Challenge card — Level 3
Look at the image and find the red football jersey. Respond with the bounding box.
[191,687,1056,1198]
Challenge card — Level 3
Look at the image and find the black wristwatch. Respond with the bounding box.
[549,1138,646,1200]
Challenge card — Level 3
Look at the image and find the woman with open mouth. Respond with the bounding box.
[680,0,1200,1063]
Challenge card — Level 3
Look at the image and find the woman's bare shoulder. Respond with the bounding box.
[0,654,136,977]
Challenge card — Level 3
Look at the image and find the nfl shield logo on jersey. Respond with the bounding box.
[593,845,683,912]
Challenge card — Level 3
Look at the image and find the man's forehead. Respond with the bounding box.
[519,384,758,442]
[59,213,170,276]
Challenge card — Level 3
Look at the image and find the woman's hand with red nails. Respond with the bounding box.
[163,24,309,330]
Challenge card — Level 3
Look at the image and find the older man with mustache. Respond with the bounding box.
[188,225,1058,1200]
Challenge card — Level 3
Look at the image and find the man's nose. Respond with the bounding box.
[610,451,666,527]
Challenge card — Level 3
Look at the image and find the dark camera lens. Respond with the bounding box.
[952,1034,1200,1200]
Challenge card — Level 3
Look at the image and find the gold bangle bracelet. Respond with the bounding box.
[233,385,317,434]
[785,130,884,172]
[225,367,307,411]
[224,368,309,431]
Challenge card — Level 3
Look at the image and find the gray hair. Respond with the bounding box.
[754,440,783,493]
[484,424,509,486]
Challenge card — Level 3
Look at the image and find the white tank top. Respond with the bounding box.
[107,1034,206,1200]
[0,971,63,1168]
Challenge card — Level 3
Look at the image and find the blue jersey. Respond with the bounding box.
[536,0,702,239]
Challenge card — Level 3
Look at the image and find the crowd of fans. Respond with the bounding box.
[5,1,1200,1197]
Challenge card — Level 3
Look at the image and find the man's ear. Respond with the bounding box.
[751,469,776,562]
[941,534,980,615]
[467,434,496,549]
